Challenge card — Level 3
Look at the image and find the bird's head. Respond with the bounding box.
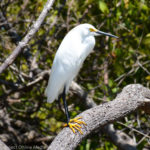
[76,23,118,38]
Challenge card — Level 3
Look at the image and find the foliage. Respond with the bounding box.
[0,0,150,149]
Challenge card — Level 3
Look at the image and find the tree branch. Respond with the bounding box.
[0,140,10,150]
[0,0,55,74]
[47,84,150,150]
[103,124,136,150]
[70,82,137,150]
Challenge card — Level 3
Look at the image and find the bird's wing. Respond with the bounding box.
[45,31,83,103]
[45,59,66,103]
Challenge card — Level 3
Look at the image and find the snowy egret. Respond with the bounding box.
[45,23,118,134]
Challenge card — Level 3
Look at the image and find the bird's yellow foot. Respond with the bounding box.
[64,117,86,134]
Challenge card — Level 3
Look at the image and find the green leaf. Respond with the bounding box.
[146,75,150,80]
[142,33,150,46]
[98,1,109,14]
[140,3,148,11]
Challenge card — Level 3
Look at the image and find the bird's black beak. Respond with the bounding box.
[96,30,118,38]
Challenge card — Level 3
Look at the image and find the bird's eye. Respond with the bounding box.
[89,28,97,32]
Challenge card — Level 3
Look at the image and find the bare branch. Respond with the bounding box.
[0,0,55,74]
[48,84,150,150]
[103,124,137,150]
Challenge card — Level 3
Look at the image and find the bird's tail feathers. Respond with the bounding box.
[45,87,56,103]
[45,83,64,103]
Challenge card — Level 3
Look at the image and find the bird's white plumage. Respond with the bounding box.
[45,24,96,103]
[46,23,120,103]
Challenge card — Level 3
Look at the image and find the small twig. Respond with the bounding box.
[137,60,150,75]
[117,121,150,140]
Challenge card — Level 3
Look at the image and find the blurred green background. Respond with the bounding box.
[0,0,150,149]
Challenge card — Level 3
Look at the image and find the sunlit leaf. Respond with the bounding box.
[123,0,129,8]
[146,75,150,80]
[142,33,150,46]
[98,0,109,14]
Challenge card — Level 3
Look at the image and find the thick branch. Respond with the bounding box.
[48,84,150,150]
[0,0,55,74]
[0,140,10,150]
[70,82,137,150]
[103,125,136,150]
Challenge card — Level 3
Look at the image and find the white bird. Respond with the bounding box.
[45,23,118,134]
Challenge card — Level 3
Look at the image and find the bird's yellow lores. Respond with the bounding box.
[45,24,118,134]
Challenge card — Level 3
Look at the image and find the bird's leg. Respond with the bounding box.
[62,87,70,124]
[62,87,86,134]
[57,94,64,114]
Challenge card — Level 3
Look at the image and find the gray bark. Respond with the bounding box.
[0,140,10,150]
